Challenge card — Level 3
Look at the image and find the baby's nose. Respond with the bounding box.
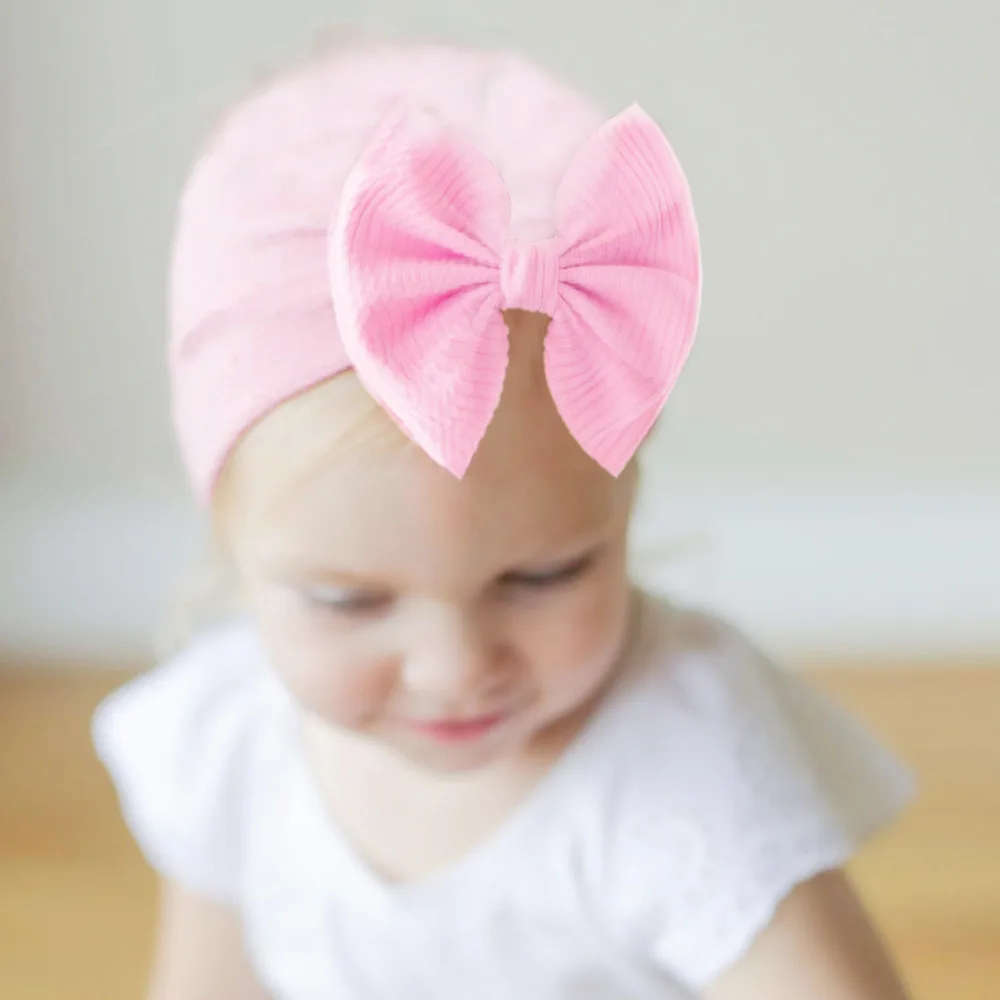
[401,611,500,702]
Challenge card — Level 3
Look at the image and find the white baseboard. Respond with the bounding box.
[0,482,204,663]
[0,481,997,663]
[630,485,1000,660]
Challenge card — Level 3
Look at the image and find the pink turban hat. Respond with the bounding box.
[169,40,700,504]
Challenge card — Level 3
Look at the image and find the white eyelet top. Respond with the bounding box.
[93,592,914,999]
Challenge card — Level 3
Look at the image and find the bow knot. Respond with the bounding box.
[500,239,560,316]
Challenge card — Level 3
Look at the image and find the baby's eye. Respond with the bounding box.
[503,552,597,589]
[304,587,392,615]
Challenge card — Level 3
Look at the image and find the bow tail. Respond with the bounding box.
[355,288,509,478]
[544,272,698,475]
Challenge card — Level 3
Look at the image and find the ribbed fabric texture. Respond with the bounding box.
[330,103,702,478]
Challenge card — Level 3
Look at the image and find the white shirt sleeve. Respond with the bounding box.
[92,621,267,903]
[597,608,916,993]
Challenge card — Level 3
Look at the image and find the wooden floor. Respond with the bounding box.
[1,664,998,1000]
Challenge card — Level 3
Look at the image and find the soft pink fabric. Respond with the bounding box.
[168,43,700,502]
[330,103,701,477]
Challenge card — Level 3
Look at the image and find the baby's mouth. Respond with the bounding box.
[400,710,511,743]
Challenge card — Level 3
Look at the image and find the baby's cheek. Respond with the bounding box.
[264,633,396,726]
[249,595,394,725]
[543,578,632,689]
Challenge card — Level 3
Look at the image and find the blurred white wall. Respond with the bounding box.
[1,2,998,660]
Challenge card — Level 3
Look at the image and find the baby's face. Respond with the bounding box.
[222,313,637,772]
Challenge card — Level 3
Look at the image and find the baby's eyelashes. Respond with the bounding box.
[302,586,393,615]
[498,550,601,590]
[292,544,604,618]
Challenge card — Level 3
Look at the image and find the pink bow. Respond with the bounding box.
[328,103,702,477]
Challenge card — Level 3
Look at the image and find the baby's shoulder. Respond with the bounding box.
[92,619,283,900]
[94,618,279,773]
[606,593,789,742]
[575,592,914,990]
[594,591,911,823]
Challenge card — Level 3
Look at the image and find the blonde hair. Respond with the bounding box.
[215,371,411,520]
[155,370,407,658]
